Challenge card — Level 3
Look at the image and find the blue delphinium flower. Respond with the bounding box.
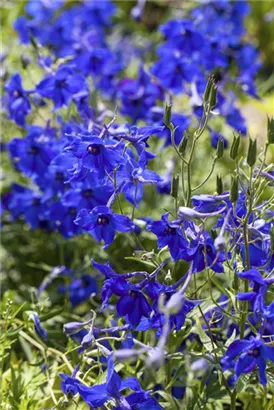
[117,151,162,206]
[236,269,274,314]
[93,260,156,327]
[4,73,31,126]
[118,65,163,122]
[60,357,163,408]
[151,47,201,94]
[59,274,97,306]
[147,213,188,261]
[65,135,124,179]
[74,206,134,248]
[8,125,55,177]
[50,201,80,238]
[221,336,274,385]
[25,0,63,20]
[3,184,52,230]
[36,65,87,109]
[116,288,151,328]
[31,313,47,341]
[181,231,225,273]
[60,373,80,397]
[240,227,271,268]
[61,173,113,212]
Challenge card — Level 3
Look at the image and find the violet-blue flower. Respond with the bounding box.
[74,206,134,248]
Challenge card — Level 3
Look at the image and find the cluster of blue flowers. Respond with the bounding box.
[2,0,274,408]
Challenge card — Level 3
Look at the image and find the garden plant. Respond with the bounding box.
[1,1,274,409]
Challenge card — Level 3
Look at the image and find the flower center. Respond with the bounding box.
[13,90,21,97]
[69,207,77,215]
[83,189,93,198]
[88,144,101,156]
[55,172,64,181]
[56,79,67,88]
[28,145,39,155]
[248,348,260,358]
[97,215,109,225]
[165,226,176,235]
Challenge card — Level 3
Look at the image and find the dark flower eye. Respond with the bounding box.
[56,79,67,88]
[69,207,77,215]
[97,215,110,225]
[55,171,64,181]
[88,144,101,155]
[82,189,93,198]
[165,226,176,235]
[28,145,39,155]
[248,348,260,358]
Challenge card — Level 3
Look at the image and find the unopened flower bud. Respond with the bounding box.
[178,134,188,155]
[214,234,226,252]
[171,173,179,200]
[63,319,92,336]
[267,116,274,145]
[177,206,226,221]
[203,77,213,107]
[216,174,223,195]
[165,292,184,315]
[216,138,224,159]
[81,328,94,349]
[230,134,241,160]
[230,175,239,203]
[203,76,218,111]
[247,138,257,167]
[30,312,47,341]
[164,102,172,127]
[209,83,217,110]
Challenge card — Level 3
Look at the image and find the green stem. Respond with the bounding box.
[192,157,217,192]
[240,166,253,338]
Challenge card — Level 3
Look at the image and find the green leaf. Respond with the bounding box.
[195,317,216,353]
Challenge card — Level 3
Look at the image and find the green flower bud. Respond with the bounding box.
[267,116,274,145]
[203,76,217,111]
[230,175,239,203]
[203,78,213,105]
[216,174,223,195]
[164,103,172,127]
[247,138,257,167]
[209,83,217,110]
[216,138,224,159]
[230,134,241,160]
[178,135,188,155]
[171,173,180,199]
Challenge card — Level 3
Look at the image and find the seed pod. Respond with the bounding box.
[164,103,172,127]
[209,83,217,110]
[267,117,274,145]
[203,77,213,105]
[247,138,257,167]
[178,135,188,154]
[216,174,223,194]
[216,138,224,159]
[171,173,179,199]
[230,175,239,203]
[230,134,241,160]
[203,76,218,111]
